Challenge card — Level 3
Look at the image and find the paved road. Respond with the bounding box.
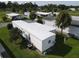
[0,22,11,28]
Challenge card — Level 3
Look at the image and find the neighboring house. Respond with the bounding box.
[12,20,56,53]
[69,8,76,11]
[71,16,79,26]
[53,12,59,16]
[36,11,53,17]
[6,13,20,20]
[44,16,79,39]
[35,11,54,20]
[24,12,30,18]
[56,26,79,39]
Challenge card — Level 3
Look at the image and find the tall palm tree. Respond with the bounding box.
[56,10,72,34]
[56,10,72,43]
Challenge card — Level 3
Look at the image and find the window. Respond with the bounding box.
[48,40,51,44]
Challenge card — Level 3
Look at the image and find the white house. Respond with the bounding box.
[12,20,56,53]
[53,12,59,16]
[71,16,79,25]
[36,11,54,20]
[69,8,76,11]
[44,17,79,39]
[6,13,20,20]
[36,11,52,16]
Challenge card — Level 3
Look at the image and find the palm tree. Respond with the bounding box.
[37,16,43,24]
[56,10,72,34]
[56,10,72,43]
[29,11,36,21]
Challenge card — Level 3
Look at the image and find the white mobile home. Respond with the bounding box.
[71,16,79,26]
[12,20,56,53]
[36,11,54,20]
[6,13,20,20]
[53,12,59,16]
[69,8,76,11]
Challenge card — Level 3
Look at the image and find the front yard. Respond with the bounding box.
[0,27,79,58]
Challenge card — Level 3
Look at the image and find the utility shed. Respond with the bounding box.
[6,13,20,20]
[12,20,56,53]
[71,16,79,25]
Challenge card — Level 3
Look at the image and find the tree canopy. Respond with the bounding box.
[56,10,72,31]
[0,1,79,13]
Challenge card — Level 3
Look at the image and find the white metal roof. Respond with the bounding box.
[12,20,55,40]
[70,8,75,11]
[30,22,56,32]
[6,13,20,17]
[36,11,52,15]
[72,16,79,21]
[53,12,59,15]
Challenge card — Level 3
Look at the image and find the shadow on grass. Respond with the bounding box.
[47,43,72,57]
[0,38,15,58]
[47,32,72,57]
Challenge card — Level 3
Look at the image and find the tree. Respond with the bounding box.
[7,1,13,11]
[29,11,36,20]
[2,16,7,22]
[9,28,22,42]
[37,16,43,24]
[12,2,19,12]
[56,10,72,43]
[0,2,6,10]
[53,8,57,12]
[7,23,13,30]
[58,4,68,10]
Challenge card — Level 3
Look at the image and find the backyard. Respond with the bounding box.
[0,27,79,58]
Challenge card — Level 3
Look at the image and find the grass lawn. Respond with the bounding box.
[0,27,79,58]
[69,11,79,16]
[0,10,6,22]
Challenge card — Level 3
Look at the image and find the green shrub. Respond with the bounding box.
[36,16,43,24]
[7,23,13,30]
[2,16,7,22]
[29,11,36,20]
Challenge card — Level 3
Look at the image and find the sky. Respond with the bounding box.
[17,1,79,6]
[2,1,79,6]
